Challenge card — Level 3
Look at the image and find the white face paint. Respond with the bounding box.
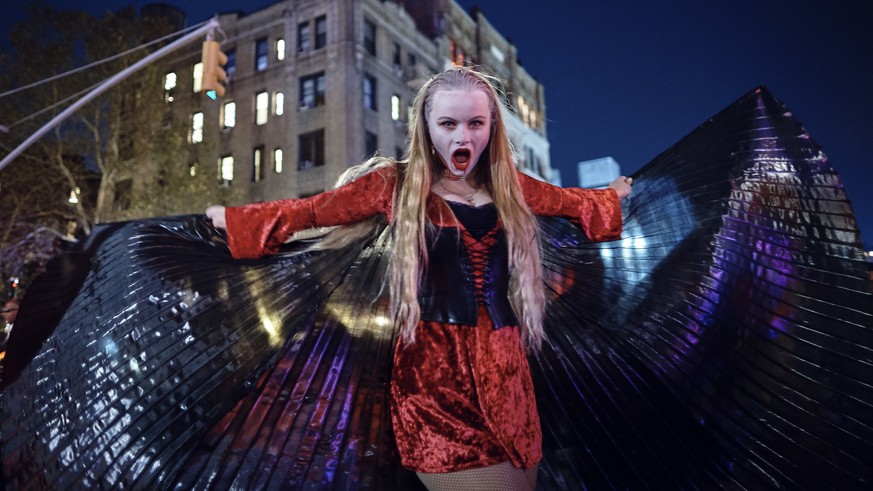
[427,89,492,178]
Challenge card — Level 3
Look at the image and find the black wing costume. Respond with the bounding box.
[2,87,871,489]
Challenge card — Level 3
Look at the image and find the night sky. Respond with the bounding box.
[4,1,872,247]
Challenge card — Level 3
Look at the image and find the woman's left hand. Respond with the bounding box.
[608,176,633,200]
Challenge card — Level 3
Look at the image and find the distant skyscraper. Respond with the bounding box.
[577,156,620,188]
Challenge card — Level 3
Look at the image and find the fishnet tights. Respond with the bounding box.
[417,461,538,491]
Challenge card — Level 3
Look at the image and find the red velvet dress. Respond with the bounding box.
[224,165,622,474]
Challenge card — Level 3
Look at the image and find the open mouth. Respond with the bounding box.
[451,148,471,170]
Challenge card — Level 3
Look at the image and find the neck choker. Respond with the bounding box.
[441,169,467,181]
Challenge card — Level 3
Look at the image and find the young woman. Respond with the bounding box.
[207,67,632,490]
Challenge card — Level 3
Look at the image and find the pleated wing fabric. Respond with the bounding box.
[2,86,871,489]
[532,86,872,489]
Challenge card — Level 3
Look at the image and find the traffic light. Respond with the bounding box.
[201,40,227,100]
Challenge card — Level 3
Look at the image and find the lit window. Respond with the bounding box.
[164,72,176,102]
[299,72,325,109]
[450,39,464,66]
[191,112,204,143]
[68,186,81,204]
[363,73,376,110]
[517,95,531,126]
[222,101,236,128]
[391,94,401,121]
[315,15,327,49]
[298,22,310,53]
[489,44,505,63]
[252,146,265,182]
[274,92,284,115]
[219,155,234,184]
[255,38,268,71]
[274,148,283,173]
[192,62,203,93]
[276,38,285,61]
[255,91,269,125]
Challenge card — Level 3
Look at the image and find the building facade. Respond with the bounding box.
[166,0,556,205]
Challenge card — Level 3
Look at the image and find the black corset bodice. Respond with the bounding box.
[418,202,518,328]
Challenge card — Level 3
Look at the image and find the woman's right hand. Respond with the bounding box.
[206,205,227,230]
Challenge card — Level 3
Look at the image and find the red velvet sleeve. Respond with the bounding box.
[517,170,623,242]
[224,166,396,258]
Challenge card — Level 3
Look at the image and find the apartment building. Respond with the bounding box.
[165,0,556,204]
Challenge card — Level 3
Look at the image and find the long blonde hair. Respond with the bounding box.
[391,67,545,349]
